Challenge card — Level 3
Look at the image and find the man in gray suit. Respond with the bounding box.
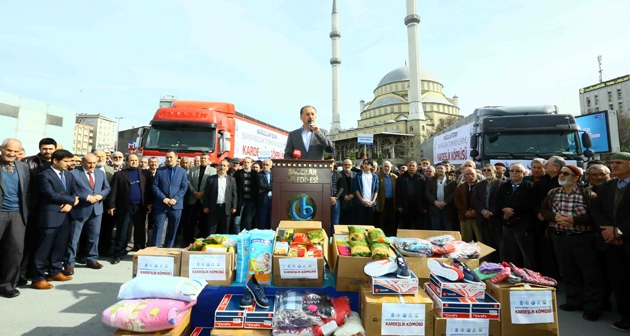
[184,154,216,242]
[0,138,30,298]
[64,154,111,275]
[283,106,334,160]
[203,159,237,234]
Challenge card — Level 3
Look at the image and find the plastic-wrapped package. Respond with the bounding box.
[394,238,434,257]
[349,241,371,257]
[370,243,389,260]
[248,229,275,285]
[235,230,250,283]
[443,241,481,259]
[347,226,367,242]
[431,242,456,256]
[307,230,325,245]
[333,312,366,336]
[479,262,504,273]
[366,228,388,244]
[274,291,351,336]
[426,234,456,246]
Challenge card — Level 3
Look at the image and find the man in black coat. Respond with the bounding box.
[339,159,357,224]
[396,161,427,230]
[19,137,57,284]
[472,164,504,262]
[233,157,259,233]
[106,154,154,264]
[496,163,538,270]
[203,159,238,235]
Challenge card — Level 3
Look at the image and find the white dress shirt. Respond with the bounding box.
[217,175,227,204]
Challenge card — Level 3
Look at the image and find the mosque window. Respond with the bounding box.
[395,84,399,91]
[410,126,414,132]
[422,125,425,131]
[398,106,402,112]
[390,107,394,113]
[397,125,400,130]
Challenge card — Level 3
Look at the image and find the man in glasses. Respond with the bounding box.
[586,164,610,193]
[540,165,604,322]
[497,163,538,270]
[257,160,274,229]
[472,164,505,262]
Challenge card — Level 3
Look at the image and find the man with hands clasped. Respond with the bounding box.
[354,159,379,225]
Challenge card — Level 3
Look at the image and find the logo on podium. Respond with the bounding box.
[286,193,316,221]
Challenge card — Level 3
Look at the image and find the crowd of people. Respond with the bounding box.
[0,136,629,332]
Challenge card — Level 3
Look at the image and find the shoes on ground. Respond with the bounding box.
[582,312,600,322]
[559,303,584,312]
[612,319,630,332]
[111,257,121,265]
[0,288,20,298]
[31,280,53,290]
[86,261,104,269]
[63,267,74,276]
[46,273,72,282]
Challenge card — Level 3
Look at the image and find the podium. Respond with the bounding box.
[271,159,332,234]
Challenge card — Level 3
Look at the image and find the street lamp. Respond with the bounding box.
[115,117,123,151]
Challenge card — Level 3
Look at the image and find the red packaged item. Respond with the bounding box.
[288,244,306,257]
[307,245,323,258]
[337,245,351,256]
[292,233,311,245]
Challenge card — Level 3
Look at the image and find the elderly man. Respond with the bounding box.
[339,159,357,224]
[110,152,124,172]
[185,154,216,240]
[0,139,30,297]
[93,150,116,256]
[148,157,159,176]
[426,163,457,231]
[397,161,427,230]
[193,156,201,167]
[258,159,274,230]
[424,166,435,179]
[586,164,610,192]
[524,158,546,183]
[64,154,111,275]
[540,165,603,322]
[455,167,482,242]
[456,160,484,184]
[591,153,630,332]
[376,161,397,236]
[179,157,190,171]
[497,163,538,270]
[494,162,508,181]
[472,164,505,261]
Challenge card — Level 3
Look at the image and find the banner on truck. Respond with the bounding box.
[234,119,288,160]
[433,123,474,165]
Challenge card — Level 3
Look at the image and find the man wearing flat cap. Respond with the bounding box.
[591,152,630,332]
[540,165,604,322]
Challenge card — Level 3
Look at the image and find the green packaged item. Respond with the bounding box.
[205,235,226,245]
[276,229,295,243]
[367,228,388,244]
[307,230,324,245]
[349,240,371,257]
[370,243,389,259]
[348,226,367,242]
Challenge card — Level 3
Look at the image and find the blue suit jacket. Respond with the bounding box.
[37,168,77,228]
[152,165,188,211]
[353,171,380,207]
[69,167,111,220]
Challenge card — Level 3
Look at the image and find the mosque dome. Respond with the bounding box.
[376,66,439,88]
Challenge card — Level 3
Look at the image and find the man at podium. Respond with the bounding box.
[283,106,334,160]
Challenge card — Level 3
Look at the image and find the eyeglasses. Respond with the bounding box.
[560,171,575,176]
[482,169,493,172]
[509,170,523,173]
[589,173,608,177]
[263,164,270,166]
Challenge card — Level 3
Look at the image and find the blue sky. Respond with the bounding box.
[1,0,629,133]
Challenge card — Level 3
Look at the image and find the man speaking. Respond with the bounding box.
[284,106,334,160]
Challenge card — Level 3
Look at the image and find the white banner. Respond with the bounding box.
[136,256,175,277]
[446,319,490,336]
[234,119,288,160]
[433,123,474,165]
[490,159,577,171]
[381,303,426,335]
[278,258,319,279]
[188,254,227,281]
[510,290,555,324]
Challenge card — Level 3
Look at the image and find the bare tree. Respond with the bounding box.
[618,114,630,152]
[394,135,423,162]
[425,116,461,138]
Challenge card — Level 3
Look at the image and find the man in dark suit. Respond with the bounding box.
[257,159,273,230]
[63,153,111,275]
[339,159,357,224]
[425,163,457,231]
[203,159,237,234]
[472,164,505,262]
[93,149,116,256]
[31,149,79,290]
[496,163,538,270]
[397,161,428,230]
[375,161,396,235]
[0,139,30,298]
[150,150,188,248]
[234,157,259,233]
[591,152,630,332]
[107,154,154,264]
[184,154,216,242]
[19,137,56,285]
[283,106,333,160]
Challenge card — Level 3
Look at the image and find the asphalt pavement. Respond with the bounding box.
[0,253,624,336]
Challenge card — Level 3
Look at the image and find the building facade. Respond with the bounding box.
[75,113,117,152]
[73,123,94,156]
[579,74,630,116]
[329,66,461,166]
[0,91,75,156]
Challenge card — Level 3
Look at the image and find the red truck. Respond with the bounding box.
[135,97,289,163]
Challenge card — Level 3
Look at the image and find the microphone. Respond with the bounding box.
[292,150,302,159]
[309,119,314,132]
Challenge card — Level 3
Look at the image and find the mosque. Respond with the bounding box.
[327,0,462,166]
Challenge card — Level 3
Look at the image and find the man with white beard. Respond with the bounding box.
[110,152,124,172]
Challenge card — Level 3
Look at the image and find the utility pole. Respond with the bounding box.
[115,117,123,151]
[598,55,603,83]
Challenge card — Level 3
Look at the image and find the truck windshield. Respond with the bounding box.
[484,132,579,156]
[145,125,216,152]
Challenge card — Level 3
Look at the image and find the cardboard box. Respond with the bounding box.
[113,309,190,336]
[132,247,183,278]
[425,283,500,320]
[332,225,397,292]
[244,296,275,329]
[428,273,486,300]
[207,329,271,336]
[370,270,419,294]
[396,230,495,279]
[427,310,501,336]
[214,294,247,328]
[272,221,329,287]
[361,286,434,336]
[180,247,235,286]
[485,280,559,336]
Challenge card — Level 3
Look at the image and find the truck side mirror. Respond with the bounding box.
[584,149,595,158]
[470,149,479,158]
[470,134,478,149]
[219,131,231,153]
[581,132,593,149]
[135,136,142,147]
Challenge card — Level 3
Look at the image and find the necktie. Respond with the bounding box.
[88,171,95,189]
[60,171,66,190]
[619,179,628,189]
[169,167,174,181]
